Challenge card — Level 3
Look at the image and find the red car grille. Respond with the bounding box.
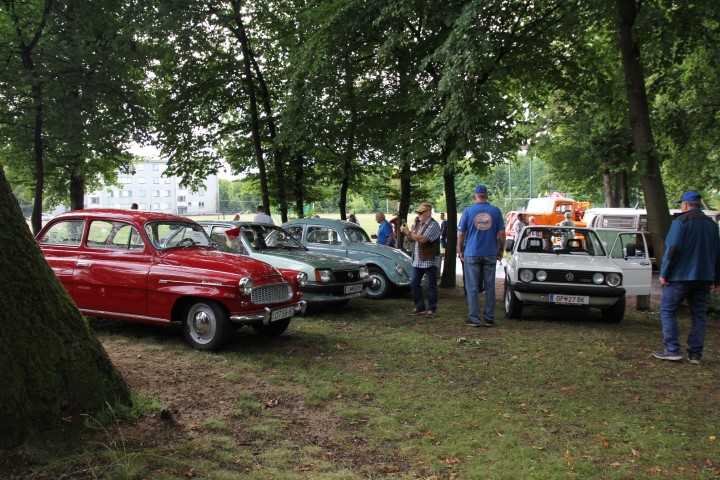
[252,283,292,304]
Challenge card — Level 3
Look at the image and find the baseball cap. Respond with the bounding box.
[475,185,488,194]
[678,191,701,203]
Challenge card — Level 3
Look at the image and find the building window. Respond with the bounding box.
[153,177,160,184]
[198,189,205,197]
[152,163,160,171]
[120,190,132,198]
[163,190,171,197]
[198,202,205,208]
[153,190,160,197]
[177,195,186,202]
[138,178,146,184]
[119,176,132,184]
[136,164,145,171]
[163,177,171,184]
[106,190,114,198]
[138,190,146,197]
[90,197,100,204]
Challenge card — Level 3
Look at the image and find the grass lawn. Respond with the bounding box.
[3,285,719,479]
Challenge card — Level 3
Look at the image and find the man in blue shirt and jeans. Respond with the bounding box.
[457,185,506,327]
[653,191,720,364]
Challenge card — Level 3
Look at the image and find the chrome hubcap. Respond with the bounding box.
[193,310,211,337]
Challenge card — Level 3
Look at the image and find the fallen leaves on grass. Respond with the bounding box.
[565,450,574,469]
[598,435,610,448]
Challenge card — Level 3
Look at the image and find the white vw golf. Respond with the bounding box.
[503,226,652,323]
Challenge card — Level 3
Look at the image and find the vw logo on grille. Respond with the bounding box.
[565,273,575,282]
[348,272,354,279]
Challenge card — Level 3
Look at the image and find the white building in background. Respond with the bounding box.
[84,158,219,215]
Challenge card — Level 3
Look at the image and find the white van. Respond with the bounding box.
[582,208,649,231]
[670,209,720,225]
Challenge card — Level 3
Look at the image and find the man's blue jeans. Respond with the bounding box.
[464,256,497,323]
[659,282,711,357]
[410,265,438,313]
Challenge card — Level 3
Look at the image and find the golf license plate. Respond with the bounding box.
[344,284,363,294]
[271,306,295,321]
[549,294,589,305]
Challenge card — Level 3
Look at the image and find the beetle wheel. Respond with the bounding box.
[365,266,390,299]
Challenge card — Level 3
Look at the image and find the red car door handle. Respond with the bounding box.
[76,262,92,267]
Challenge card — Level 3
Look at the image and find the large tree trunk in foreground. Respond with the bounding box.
[0,166,130,449]
[440,172,457,288]
[617,0,670,261]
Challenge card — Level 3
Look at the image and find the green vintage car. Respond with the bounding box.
[198,221,373,305]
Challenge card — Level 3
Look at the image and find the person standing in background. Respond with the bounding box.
[401,203,442,318]
[558,211,574,226]
[439,212,447,250]
[457,185,505,327]
[253,205,274,224]
[653,191,720,364]
[371,212,395,247]
[512,213,528,237]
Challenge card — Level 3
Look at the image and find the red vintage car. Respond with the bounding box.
[36,209,307,350]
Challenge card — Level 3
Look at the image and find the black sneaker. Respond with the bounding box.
[688,355,701,365]
[464,319,481,327]
[484,319,496,327]
[652,351,682,361]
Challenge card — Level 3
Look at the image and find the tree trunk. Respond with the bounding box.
[618,169,629,207]
[440,172,457,287]
[250,50,288,223]
[293,154,305,217]
[69,173,85,210]
[232,2,271,216]
[0,166,130,449]
[602,169,617,207]
[338,69,357,221]
[30,82,45,235]
[397,161,411,253]
[617,0,670,260]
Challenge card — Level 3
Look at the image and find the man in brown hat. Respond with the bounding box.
[400,202,442,318]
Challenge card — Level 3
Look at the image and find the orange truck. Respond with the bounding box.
[506,193,591,238]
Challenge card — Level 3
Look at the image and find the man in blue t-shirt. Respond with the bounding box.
[372,212,395,247]
[457,185,506,327]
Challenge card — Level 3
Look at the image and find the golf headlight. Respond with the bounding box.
[359,266,369,279]
[536,270,548,282]
[520,269,534,282]
[606,273,621,287]
[239,277,254,295]
[297,271,308,286]
[593,273,605,285]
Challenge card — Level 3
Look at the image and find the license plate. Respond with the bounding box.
[271,306,295,321]
[344,284,363,294]
[549,294,589,305]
